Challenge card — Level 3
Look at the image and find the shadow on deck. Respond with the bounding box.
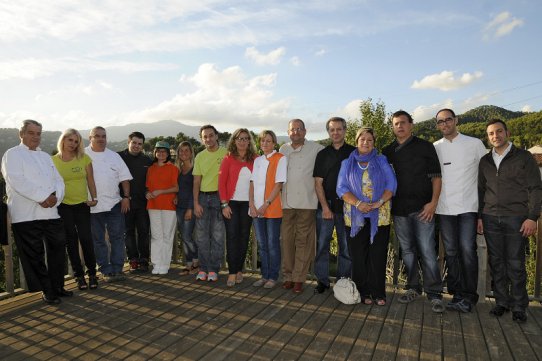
[1,264,542,361]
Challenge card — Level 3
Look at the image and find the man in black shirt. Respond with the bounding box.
[118,132,153,272]
[382,110,444,313]
[313,117,355,293]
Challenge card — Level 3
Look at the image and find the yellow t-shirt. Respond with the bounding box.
[193,147,227,192]
[52,154,92,205]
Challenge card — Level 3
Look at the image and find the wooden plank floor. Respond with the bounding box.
[1,264,542,361]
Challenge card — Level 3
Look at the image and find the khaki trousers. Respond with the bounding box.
[281,209,316,282]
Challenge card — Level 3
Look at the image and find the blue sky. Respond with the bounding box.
[1,0,541,140]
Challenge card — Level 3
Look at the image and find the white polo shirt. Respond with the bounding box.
[1,144,65,223]
[250,151,288,209]
[85,146,133,213]
[434,133,488,215]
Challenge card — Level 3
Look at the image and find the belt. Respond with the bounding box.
[200,191,218,194]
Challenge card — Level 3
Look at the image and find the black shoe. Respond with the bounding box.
[138,261,149,273]
[88,275,98,289]
[314,282,330,294]
[512,311,527,323]
[42,292,61,305]
[77,276,88,290]
[57,288,74,297]
[446,295,462,310]
[489,305,510,317]
[454,299,472,313]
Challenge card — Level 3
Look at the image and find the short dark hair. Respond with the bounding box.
[200,124,219,138]
[128,131,145,142]
[435,108,456,118]
[288,118,306,129]
[486,118,508,132]
[392,110,413,123]
[19,119,42,136]
[326,117,347,131]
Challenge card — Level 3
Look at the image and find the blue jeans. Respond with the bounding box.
[394,212,442,298]
[194,193,225,273]
[439,213,479,304]
[176,208,197,264]
[315,209,351,286]
[482,214,529,312]
[90,203,126,275]
[253,217,282,281]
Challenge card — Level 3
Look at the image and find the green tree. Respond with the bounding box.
[346,98,394,151]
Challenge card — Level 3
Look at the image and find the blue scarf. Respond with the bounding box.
[344,149,386,242]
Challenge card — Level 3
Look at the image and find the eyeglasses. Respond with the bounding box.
[288,128,305,133]
[236,137,250,142]
[436,117,454,126]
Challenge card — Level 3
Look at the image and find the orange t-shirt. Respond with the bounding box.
[146,162,179,211]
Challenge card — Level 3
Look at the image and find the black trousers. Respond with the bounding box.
[224,200,251,274]
[11,219,66,294]
[58,202,96,277]
[347,221,390,299]
[124,207,150,261]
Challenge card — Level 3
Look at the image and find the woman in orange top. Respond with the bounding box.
[146,141,179,274]
[249,130,288,288]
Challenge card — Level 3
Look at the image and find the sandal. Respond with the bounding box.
[375,298,386,306]
[77,276,88,290]
[189,264,200,274]
[180,267,190,276]
[363,296,373,305]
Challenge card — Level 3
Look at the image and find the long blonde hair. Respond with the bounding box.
[57,128,85,159]
[175,141,195,169]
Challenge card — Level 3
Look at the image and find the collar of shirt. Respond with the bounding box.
[492,142,512,169]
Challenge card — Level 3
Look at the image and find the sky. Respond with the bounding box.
[1,0,541,140]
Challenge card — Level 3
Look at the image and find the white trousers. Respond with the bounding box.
[149,209,177,272]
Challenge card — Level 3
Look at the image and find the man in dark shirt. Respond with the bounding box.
[478,119,542,323]
[313,117,355,294]
[382,110,444,313]
[118,132,153,272]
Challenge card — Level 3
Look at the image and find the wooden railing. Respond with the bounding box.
[2,215,542,302]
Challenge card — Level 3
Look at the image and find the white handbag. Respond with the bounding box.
[333,277,361,305]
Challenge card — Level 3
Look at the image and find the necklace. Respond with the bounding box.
[358,162,368,170]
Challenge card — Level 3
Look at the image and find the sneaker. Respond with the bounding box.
[253,278,267,287]
[114,273,126,281]
[103,273,115,283]
[263,280,276,289]
[207,272,218,282]
[129,259,139,273]
[454,299,473,313]
[431,298,445,313]
[196,271,207,281]
[446,295,462,310]
[398,289,420,304]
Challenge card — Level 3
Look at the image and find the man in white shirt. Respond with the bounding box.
[1,119,68,304]
[434,108,487,312]
[85,126,132,282]
[280,119,324,293]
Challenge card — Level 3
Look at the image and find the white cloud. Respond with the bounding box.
[411,99,454,122]
[342,99,363,120]
[411,70,483,91]
[290,56,301,66]
[245,47,286,66]
[0,58,178,80]
[315,48,327,56]
[521,104,532,112]
[117,63,291,130]
[483,11,524,41]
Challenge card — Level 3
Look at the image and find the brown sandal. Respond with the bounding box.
[180,267,190,276]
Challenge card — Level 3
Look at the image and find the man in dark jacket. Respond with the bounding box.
[118,132,153,272]
[478,119,542,323]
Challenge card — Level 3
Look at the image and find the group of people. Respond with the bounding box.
[1,109,540,324]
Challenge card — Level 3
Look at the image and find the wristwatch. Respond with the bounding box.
[123,196,131,200]
[220,202,229,209]
[265,199,271,205]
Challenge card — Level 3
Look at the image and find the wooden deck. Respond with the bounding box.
[1,265,542,361]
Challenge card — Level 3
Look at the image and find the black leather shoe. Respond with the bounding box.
[314,282,330,294]
[489,305,509,317]
[42,292,61,305]
[57,288,74,297]
[512,311,527,323]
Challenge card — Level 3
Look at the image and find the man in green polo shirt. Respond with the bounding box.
[193,124,228,282]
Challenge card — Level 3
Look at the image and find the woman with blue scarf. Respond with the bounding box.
[336,127,397,306]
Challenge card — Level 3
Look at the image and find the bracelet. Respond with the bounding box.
[265,199,271,205]
[354,200,362,207]
[220,202,229,209]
